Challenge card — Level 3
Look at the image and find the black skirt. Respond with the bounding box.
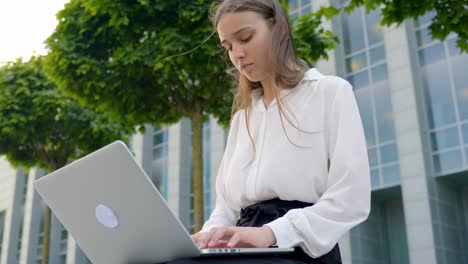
[163,198,341,264]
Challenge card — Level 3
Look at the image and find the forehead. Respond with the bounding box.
[217,11,265,41]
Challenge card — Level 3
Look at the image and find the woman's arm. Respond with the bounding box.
[265,78,371,257]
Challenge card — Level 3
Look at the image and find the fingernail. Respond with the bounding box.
[227,242,233,247]
[208,241,214,246]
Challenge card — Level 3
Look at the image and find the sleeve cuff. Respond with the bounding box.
[264,216,301,248]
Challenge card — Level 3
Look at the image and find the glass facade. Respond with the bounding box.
[36,207,44,264]
[350,201,409,264]
[33,205,69,264]
[288,0,313,20]
[340,5,400,189]
[152,125,169,199]
[16,212,23,261]
[415,12,468,176]
[339,4,410,264]
[203,122,212,220]
[16,172,28,262]
[59,223,68,263]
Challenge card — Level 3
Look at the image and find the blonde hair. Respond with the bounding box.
[210,0,311,158]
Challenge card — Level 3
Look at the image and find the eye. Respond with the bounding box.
[240,35,252,42]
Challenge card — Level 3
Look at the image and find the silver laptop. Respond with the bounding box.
[34,141,294,264]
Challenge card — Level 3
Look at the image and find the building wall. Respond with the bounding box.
[0,157,18,212]
[0,163,25,264]
[0,159,90,264]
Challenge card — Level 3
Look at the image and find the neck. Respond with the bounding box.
[260,78,275,108]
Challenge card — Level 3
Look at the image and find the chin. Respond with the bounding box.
[243,73,262,82]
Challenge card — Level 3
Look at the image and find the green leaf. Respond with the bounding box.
[0,56,131,172]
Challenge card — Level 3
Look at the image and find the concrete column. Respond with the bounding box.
[65,236,90,264]
[0,157,18,212]
[209,116,228,208]
[131,124,154,177]
[383,23,437,263]
[18,168,45,264]
[167,118,192,227]
[0,167,26,264]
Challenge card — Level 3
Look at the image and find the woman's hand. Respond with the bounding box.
[191,226,277,249]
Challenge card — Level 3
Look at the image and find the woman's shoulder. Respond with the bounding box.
[228,109,246,132]
[302,70,353,100]
[321,75,351,87]
[231,109,245,123]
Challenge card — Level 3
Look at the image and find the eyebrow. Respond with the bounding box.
[220,27,252,45]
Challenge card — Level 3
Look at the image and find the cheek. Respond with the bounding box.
[260,38,273,60]
[228,53,237,67]
[249,38,263,52]
[250,37,271,63]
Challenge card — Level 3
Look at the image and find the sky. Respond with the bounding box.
[0,0,69,64]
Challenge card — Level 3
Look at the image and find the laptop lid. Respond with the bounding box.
[34,141,201,264]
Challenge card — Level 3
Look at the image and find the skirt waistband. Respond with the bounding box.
[236,198,313,227]
[235,198,342,264]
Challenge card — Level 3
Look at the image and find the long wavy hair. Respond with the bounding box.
[210,0,310,158]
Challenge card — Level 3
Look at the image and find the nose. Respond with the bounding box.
[231,44,245,60]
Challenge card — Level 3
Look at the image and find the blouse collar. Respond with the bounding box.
[250,68,325,111]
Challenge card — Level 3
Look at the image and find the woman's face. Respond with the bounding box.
[217,11,274,82]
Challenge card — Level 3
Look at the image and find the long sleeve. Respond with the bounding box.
[265,79,371,257]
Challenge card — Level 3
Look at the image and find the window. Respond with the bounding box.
[36,208,44,264]
[340,4,400,188]
[152,125,169,199]
[415,12,468,175]
[289,0,313,20]
[58,223,68,264]
[203,122,212,220]
[16,172,28,262]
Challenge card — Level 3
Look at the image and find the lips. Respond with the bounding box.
[241,63,253,71]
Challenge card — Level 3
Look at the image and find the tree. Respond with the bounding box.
[0,56,130,264]
[44,0,337,233]
[331,0,467,52]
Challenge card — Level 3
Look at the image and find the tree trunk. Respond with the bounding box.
[41,205,52,264]
[191,109,204,233]
[41,162,64,264]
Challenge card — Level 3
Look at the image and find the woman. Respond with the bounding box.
[169,0,370,263]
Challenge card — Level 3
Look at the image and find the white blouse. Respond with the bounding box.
[201,68,371,258]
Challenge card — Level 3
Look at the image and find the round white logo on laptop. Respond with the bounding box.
[95,204,119,229]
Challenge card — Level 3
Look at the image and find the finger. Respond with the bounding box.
[191,232,201,241]
[217,240,230,248]
[198,229,216,248]
[210,239,229,248]
[191,233,204,244]
[208,228,228,247]
[227,232,241,248]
